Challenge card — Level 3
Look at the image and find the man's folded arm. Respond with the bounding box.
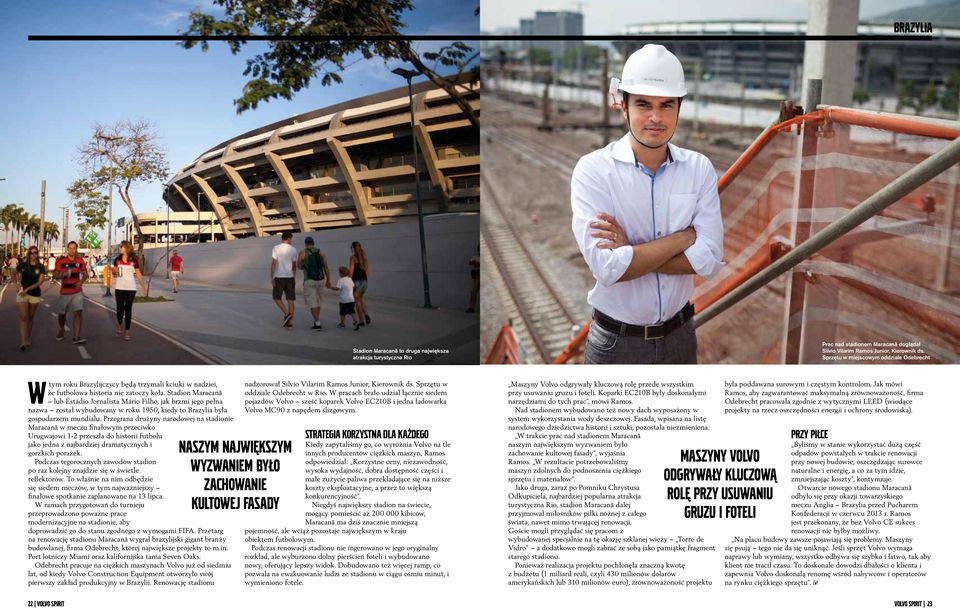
[682,163,725,278]
[571,160,634,287]
[573,160,698,284]
[653,252,696,275]
[618,230,695,281]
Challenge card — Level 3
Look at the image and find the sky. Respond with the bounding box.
[480,0,925,33]
[0,0,479,245]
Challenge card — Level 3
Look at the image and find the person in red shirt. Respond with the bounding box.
[54,241,89,345]
[169,248,184,293]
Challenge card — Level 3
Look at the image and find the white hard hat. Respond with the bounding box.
[609,44,687,108]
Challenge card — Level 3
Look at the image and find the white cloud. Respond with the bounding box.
[137,0,223,29]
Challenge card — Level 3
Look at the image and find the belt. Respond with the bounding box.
[593,303,694,340]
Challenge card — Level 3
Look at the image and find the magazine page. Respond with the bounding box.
[3,0,960,606]
[2,365,955,608]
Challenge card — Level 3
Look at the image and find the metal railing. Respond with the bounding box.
[695,124,960,327]
[544,104,960,363]
[695,105,960,326]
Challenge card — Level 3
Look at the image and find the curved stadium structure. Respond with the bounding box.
[163,78,479,240]
[619,21,960,92]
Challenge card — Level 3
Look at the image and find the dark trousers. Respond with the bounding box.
[584,317,698,364]
[115,289,136,330]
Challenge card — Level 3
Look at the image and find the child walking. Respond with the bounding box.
[329,266,360,331]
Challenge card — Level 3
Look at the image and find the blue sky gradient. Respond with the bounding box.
[0,0,479,243]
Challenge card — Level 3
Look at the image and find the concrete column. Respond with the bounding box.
[414,123,451,210]
[794,0,860,360]
[191,175,235,240]
[781,80,826,363]
[221,164,265,237]
[328,138,372,225]
[800,0,860,107]
[935,165,959,292]
[172,183,198,212]
[265,151,309,233]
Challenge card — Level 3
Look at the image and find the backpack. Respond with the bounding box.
[303,248,324,281]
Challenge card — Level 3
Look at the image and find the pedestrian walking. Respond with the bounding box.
[348,241,370,327]
[270,231,298,327]
[54,241,89,345]
[329,266,360,330]
[169,249,184,293]
[5,255,18,284]
[298,236,331,330]
[111,241,146,341]
[467,244,480,313]
[14,246,46,351]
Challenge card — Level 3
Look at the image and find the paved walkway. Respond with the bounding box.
[1,276,479,365]
[88,276,478,364]
[0,280,208,365]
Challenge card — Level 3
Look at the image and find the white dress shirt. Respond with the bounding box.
[571,135,724,325]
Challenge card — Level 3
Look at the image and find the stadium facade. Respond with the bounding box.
[163,78,480,240]
[619,21,960,93]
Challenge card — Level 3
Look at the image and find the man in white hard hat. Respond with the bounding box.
[570,44,723,364]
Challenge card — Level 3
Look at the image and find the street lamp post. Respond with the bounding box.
[197,192,201,243]
[59,207,69,250]
[0,179,6,256]
[39,180,46,258]
[166,198,171,279]
[392,66,432,309]
[103,177,114,296]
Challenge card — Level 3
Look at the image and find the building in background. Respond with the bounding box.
[125,211,222,248]
[487,10,582,61]
[163,78,480,240]
[618,20,960,97]
[533,11,583,59]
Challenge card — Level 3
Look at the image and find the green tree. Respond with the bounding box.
[13,206,29,255]
[940,69,960,114]
[68,178,109,247]
[1,203,20,257]
[25,215,41,248]
[562,44,604,70]
[898,80,922,112]
[44,222,60,253]
[180,0,479,129]
[920,84,940,110]
[528,47,552,67]
[76,121,170,259]
[899,75,960,115]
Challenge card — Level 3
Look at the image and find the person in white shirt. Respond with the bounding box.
[111,241,147,341]
[328,266,360,330]
[270,231,298,328]
[571,44,724,364]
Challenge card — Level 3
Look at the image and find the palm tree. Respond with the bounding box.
[44,222,60,254]
[25,215,41,249]
[13,207,29,256]
[1,204,18,257]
